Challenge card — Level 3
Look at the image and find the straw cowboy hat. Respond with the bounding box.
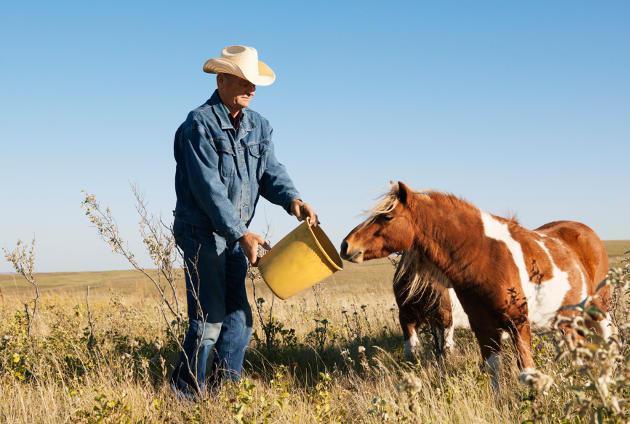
[203,45,276,86]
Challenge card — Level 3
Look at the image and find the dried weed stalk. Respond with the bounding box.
[3,238,40,336]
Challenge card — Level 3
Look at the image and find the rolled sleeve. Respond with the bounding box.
[180,120,247,244]
[259,138,300,214]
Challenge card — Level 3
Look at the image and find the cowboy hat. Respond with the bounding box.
[203,45,276,86]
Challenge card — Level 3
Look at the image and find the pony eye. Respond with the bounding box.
[382,214,394,221]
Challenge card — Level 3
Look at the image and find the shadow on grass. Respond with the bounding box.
[244,330,402,387]
[240,328,479,388]
[154,327,479,390]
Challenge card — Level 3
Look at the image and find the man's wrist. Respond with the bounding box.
[228,224,248,245]
[287,197,302,215]
[292,199,304,215]
[282,193,301,214]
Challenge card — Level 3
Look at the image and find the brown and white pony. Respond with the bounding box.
[394,251,470,360]
[341,182,612,389]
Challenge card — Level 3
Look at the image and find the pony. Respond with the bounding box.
[341,182,613,389]
[393,250,470,360]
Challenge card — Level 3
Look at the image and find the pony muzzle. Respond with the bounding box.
[340,240,364,263]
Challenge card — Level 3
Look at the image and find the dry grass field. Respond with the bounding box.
[605,240,630,265]
[0,241,627,423]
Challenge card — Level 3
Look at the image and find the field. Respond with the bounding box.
[0,241,627,423]
[605,240,630,265]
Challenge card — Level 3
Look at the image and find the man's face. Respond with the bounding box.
[217,74,256,111]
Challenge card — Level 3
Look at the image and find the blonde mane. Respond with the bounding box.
[393,248,452,306]
[365,187,399,222]
[369,184,451,306]
[360,183,457,305]
[364,183,432,225]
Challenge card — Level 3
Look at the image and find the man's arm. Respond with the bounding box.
[258,138,301,213]
[179,119,248,244]
[259,135,318,226]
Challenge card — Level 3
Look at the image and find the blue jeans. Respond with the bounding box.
[171,220,253,393]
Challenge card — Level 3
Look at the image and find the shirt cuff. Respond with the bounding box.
[283,192,301,214]
[224,222,248,245]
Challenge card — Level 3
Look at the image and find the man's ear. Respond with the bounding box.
[397,181,413,206]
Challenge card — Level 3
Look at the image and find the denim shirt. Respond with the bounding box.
[174,90,300,244]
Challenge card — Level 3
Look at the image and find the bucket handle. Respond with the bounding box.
[306,216,321,226]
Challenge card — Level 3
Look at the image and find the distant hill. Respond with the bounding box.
[1,241,627,294]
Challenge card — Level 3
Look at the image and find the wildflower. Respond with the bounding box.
[519,369,554,394]
[397,372,423,397]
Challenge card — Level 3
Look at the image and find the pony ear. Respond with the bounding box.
[397,181,412,205]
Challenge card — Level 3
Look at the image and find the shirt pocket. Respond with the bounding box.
[247,140,269,180]
[213,137,236,180]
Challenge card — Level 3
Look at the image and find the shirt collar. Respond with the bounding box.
[209,90,254,132]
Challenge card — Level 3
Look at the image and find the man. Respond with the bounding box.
[171,45,317,394]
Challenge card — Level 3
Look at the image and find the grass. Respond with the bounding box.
[0,246,627,423]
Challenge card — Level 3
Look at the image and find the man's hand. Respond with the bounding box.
[290,199,318,227]
[238,232,271,266]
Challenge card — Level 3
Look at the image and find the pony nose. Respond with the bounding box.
[340,240,349,258]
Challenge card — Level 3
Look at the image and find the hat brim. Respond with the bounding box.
[203,58,276,86]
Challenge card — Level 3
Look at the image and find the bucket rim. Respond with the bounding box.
[304,221,344,271]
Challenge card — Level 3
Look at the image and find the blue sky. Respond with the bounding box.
[1,1,629,272]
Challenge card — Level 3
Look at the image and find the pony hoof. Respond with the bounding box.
[519,368,553,393]
[403,343,422,361]
[403,347,421,361]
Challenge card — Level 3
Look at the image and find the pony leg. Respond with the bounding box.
[403,323,420,359]
[508,321,534,370]
[435,288,454,357]
[509,321,554,392]
[470,322,503,391]
[399,310,421,359]
[444,324,455,353]
[429,322,446,361]
[480,339,502,391]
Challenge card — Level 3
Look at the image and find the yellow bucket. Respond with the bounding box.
[257,221,343,299]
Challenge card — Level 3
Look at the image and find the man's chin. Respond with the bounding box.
[238,98,253,108]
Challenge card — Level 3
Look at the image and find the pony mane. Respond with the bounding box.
[393,248,452,306]
[375,185,463,306]
[366,184,399,217]
[364,183,432,224]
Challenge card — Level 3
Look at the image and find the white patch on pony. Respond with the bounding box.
[481,212,530,284]
[531,239,572,328]
[404,331,420,358]
[481,212,570,329]
[579,270,588,304]
[537,231,588,304]
[449,288,470,329]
